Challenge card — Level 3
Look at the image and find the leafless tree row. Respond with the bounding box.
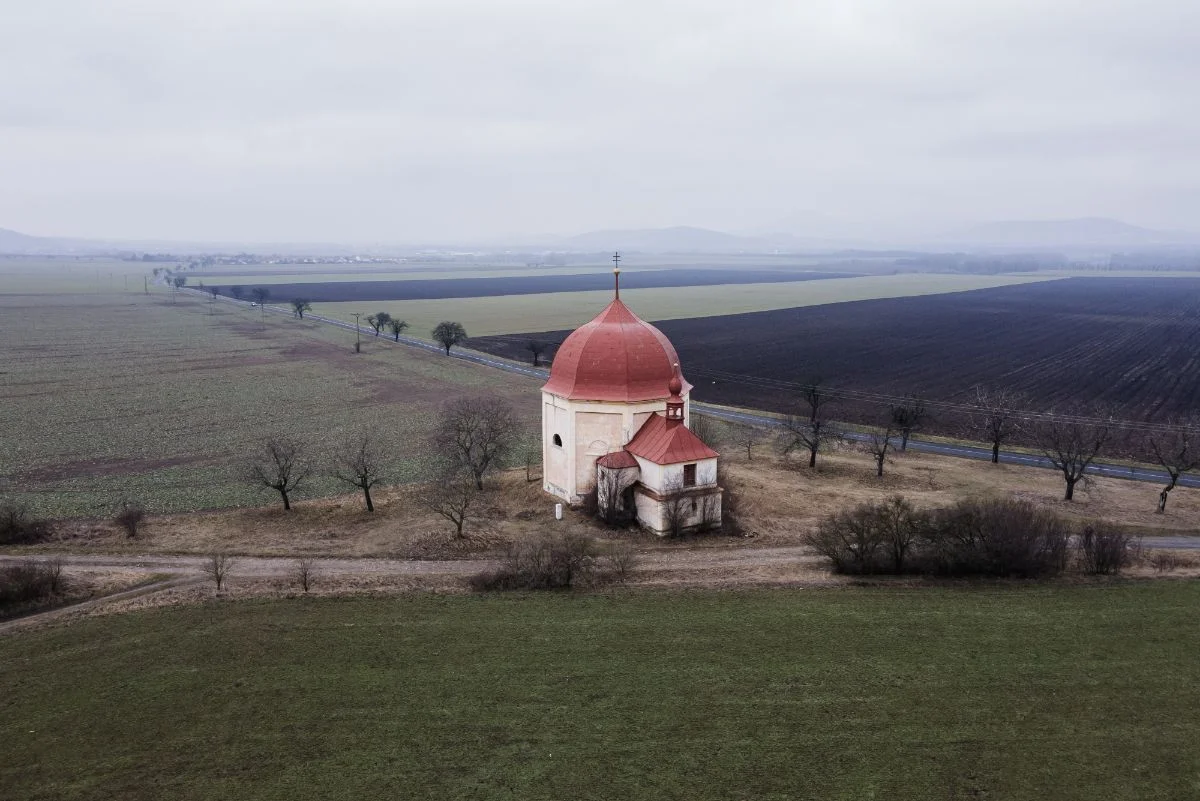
[697,379,1200,508]
[244,394,523,535]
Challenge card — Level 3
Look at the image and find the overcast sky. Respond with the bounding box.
[1,0,1197,243]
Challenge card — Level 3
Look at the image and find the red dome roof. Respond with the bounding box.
[542,298,693,402]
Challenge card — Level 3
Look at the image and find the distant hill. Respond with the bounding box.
[557,226,767,253]
[0,227,112,255]
[941,218,1200,249]
[0,227,54,252]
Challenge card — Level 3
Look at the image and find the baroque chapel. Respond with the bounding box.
[540,259,721,534]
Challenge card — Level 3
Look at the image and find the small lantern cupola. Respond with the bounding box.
[665,363,685,423]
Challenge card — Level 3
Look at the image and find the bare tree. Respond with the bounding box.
[970,386,1026,464]
[782,416,842,469]
[114,501,146,539]
[660,476,691,537]
[421,466,478,537]
[366,311,391,337]
[250,287,270,306]
[290,298,312,319]
[293,557,316,592]
[733,424,761,462]
[207,285,220,314]
[1147,419,1200,512]
[432,321,468,355]
[889,395,928,451]
[698,492,722,533]
[1033,408,1113,501]
[595,467,623,526]
[863,425,896,478]
[781,381,842,468]
[230,285,245,300]
[172,275,186,289]
[387,318,409,341]
[525,340,547,366]
[333,433,385,512]
[517,432,541,482]
[247,437,311,510]
[204,553,234,591]
[874,495,926,572]
[688,412,721,447]
[434,395,519,489]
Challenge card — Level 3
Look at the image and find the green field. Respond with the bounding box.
[0,257,150,294]
[314,273,1060,339]
[191,266,633,285]
[0,289,537,517]
[2,584,1198,800]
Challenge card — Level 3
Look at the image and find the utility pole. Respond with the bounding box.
[143,276,149,295]
[352,313,362,353]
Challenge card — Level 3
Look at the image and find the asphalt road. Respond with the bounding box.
[195,288,1194,490]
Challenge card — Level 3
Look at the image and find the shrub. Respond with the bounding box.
[0,501,51,545]
[924,499,1070,578]
[717,482,747,538]
[807,497,1071,578]
[1078,524,1141,575]
[0,559,65,607]
[805,504,889,575]
[114,501,146,539]
[1148,550,1197,573]
[470,533,633,591]
[204,553,234,591]
[294,558,316,592]
[598,541,639,583]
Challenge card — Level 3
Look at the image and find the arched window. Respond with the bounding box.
[553,434,563,447]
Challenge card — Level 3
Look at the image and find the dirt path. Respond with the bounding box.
[4,537,1197,634]
[0,547,814,580]
[0,548,818,634]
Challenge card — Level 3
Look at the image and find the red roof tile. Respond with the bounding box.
[541,298,694,402]
[596,450,639,469]
[624,414,719,465]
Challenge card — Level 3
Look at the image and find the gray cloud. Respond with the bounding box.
[1,0,1197,243]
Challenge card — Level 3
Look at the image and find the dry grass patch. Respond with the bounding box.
[14,445,1200,563]
[726,446,1200,545]
[37,471,606,558]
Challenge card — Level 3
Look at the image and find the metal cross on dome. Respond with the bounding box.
[612,251,621,298]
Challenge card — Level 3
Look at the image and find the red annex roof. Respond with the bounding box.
[542,298,694,402]
[624,414,719,466]
[596,450,639,469]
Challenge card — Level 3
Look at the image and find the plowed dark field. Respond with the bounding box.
[214,269,855,302]
[474,278,1200,422]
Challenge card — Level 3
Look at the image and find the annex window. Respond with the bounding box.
[553,434,563,447]
[683,463,697,487]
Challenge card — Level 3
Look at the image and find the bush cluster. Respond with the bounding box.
[470,533,638,591]
[0,559,65,608]
[807,497,1139,578]
[0,501,52,545]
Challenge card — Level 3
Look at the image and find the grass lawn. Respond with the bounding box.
[313,273,1059,339]
[2,584,1198,800]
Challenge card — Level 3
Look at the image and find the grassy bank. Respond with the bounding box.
[2,583,1198,800]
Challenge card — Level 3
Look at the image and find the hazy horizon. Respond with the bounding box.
[3,1,1198,243]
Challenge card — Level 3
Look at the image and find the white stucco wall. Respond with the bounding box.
[634,456,718,494]
[542,390,691,502]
